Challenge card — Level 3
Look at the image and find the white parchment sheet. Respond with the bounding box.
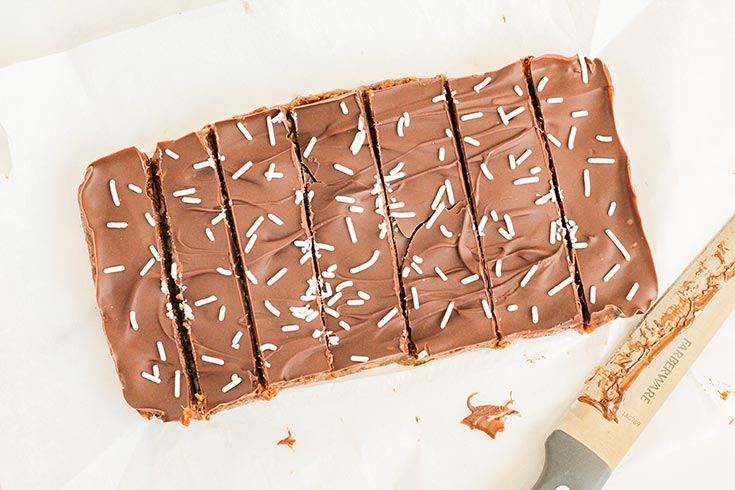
[1,1,735,488]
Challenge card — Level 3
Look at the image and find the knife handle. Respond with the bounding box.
[530,430,612,490]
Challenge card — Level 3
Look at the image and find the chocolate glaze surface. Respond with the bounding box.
[154,133,259,414]
[212,108,331,384]
[79,148,189,421]
[529,55,658,326]
[367,78,497,357]
[449,62,583,337]
[291,92,408,372]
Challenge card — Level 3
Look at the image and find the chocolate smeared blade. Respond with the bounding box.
[528,54,658,327]
[532,215,735,490]
[366,77,497,359]
[448,61,584,338]
[291,91,409,374]
[211,108,331,387]
[153,133,260,416]
[79,148,192,422]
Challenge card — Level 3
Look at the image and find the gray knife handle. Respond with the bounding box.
[530,430,612,490]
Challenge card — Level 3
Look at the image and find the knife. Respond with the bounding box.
[531,214,735,490]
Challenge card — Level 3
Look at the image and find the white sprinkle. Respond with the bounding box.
[568,126,577,150]
[588,157,615,164]
[531,306,539,324]
[474,76,492,93]
[397,116,406,137]
[520,264,539,288]
[461,112,483,121]
[411,262,423,275]
[171,262,178,280]
[437,147,446,162]
[205,227,215,242]
[222,374,242,393]
[439,225,453,238]
[140,257,156,277]
[480,163,494,180]
[537,76,549,92]
[393,211,417,219]
[174,370,181,398]
[426,201,445,230]
[336,280,353,292]
[232,161,253,180]
[264,162,284,181]
[548,276,574,296]
[549,220,558,245]
[462,136,480,147]
[231,331,243,349]
[511,148,532,169]
[109,180,121,207]
[193,159,214,170]
[349,205,364,214]
[498,106,525,125]
[350,129,366,155]
[218,305,226,322]
[583,169,591,197]
[590,286,597,304]
[156,341,167,362]
[106,222,128,229]
[431,185,446,210]
[605,229,631,261]
[339,101,350,114]
[336,195,356,204]
[435,267,448,281]
[444,179,455,205]
[572,110,589,118]
[264,300,281,317]
[377,307,398,328]
[626,282,640,301]
[402,111,410,127]
[432,93,446,103]
[440,302,455,329]
[165,149,180,160]
[245,269,258,284]
[345,217,358,243]
[264,213,283,227]
[129,311,139,331]
[411,286,420,310]
[194,295,217,307]
[461,274,480,285]
[141,370,161,384]
[608,202,617,216]
[482,299,492,319]
[512,85,523,97]
[182,197,202,204]
[604,263,622,282]
[347,299,365,306]
[303,136,317,158]
[327,292,343,307]
[358,290,371,300]
[596,135,613,143]
[578,52,589,84]
[202,355,225,365]
[547,133,562,147]
[503,214,515,236]
[351,355,369,363]
[445,128,453,138]
[211,212,226,226]
[507,304,519,312]
[237,121,253,140]
[530,166,542,175]
[546,97,564,104]
[245,216,264,238]
[573,242,589,249]
[334,163,354,176]
[495,259,502,277]
[478,216,488,236]
[145,212,156,227]
[266,115,276,146]
[216,267,232,276]
[514,176,540,186]
[350,250,380,274]
[103,265,125,274]
[339,321,351,331]
[499,228,514,241]
[128,183,143,194]
[281,325,300,332]
[267,267,288,286]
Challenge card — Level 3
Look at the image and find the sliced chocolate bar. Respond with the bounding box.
[291,91,408,373]
[366,77,497,358]
[211,108,331,386]
[528,54,658,326]
[79,148,190,421]
[153,133,260,415]
[448,61,583,338]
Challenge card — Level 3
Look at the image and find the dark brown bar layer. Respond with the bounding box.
[366,77,497,359]
[211,108,331,386]
[448,62,584,338]
[153,133,260,415]
[528,55,658,327]
[79,148,190,422]
[291,91,409,373]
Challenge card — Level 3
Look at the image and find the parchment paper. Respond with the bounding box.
[1,0,734,488]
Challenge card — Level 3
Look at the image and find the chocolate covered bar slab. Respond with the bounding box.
[448,62,583,338]
[154,133,259,415]
[366,78,497,358]
[527,54,658,326]
[291,91,409,373]
[79,148,190,421]
[211,108,331,386]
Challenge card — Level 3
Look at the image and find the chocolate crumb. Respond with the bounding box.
[461,392,519,439]
[276,428,296,449]
[720,390,731,401]
[415,416,420,423]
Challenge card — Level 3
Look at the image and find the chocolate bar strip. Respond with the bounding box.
[448,62,583,338]
[291,91,409,373]
[211,108,331,387]
[527,54,658,326]
[79,148,191,422]
[365,77,497,358]
[153,133,260,415]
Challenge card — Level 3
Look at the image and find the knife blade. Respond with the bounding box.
[531,214,735,490]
